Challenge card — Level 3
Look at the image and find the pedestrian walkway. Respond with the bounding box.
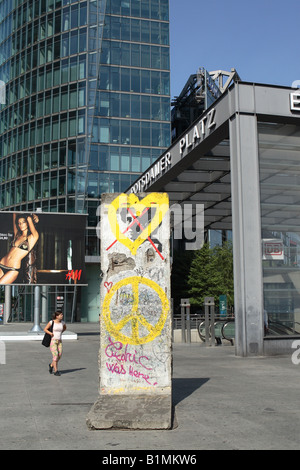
[0,322,299,450]
[0,322,77,341]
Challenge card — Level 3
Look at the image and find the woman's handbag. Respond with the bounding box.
[41,321,53,347]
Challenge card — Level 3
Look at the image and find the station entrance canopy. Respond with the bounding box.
[128,82,300,232]
[128,93,230,231]
[127,82,300,357]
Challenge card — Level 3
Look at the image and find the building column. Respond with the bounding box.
[230,112,264,356]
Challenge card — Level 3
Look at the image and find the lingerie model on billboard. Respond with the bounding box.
[0,212,87,286]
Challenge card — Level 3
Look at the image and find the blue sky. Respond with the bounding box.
[169,0,299,99]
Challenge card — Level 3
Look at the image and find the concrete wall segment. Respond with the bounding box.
[87,192,172,429]
[99,192,171,395]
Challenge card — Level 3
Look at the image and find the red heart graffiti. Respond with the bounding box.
[104,282,113,292]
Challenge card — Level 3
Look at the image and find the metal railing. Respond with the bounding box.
[198,319,235,345]
[174,297,235,345]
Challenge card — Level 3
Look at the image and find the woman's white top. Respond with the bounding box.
[52,321,65,341]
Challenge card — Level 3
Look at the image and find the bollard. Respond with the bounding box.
[180,298,191,343]
[204,297,215,347]
[186,301,191,344]
[180,300,186,343]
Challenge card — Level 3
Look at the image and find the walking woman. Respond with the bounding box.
[44,311,66,376]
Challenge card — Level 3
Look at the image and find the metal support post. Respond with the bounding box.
[29,285,43,333]
[180,299,191,343]
[210,299,215,347]
[186,301,191,344]
[4,285,11,324]
[204,297,215,347]
[71,286,77,323]
[180,299,186,343]
[41,285,48,323]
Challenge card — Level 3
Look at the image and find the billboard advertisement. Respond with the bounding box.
[0,211,87,286]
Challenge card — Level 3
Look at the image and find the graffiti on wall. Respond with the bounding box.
[106,193,168,256]
[102,276,169,346]
[100,192,171,394]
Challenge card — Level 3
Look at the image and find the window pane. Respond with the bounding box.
[151,22,160,44]
[121,121,130,145]
[121,68,130,92]
[132,155,140,172]
[131,44,140,67]
[121,94,130,118]
[131,19,140,42]
[131,121,140,146]
[141,20,150,43]
[111,42,121,65]
[99,146,109,170]
[259,122,300,337]
[111,16,121,40]
[121,152,130,171]
[99,66,110,90]
[141,70,151,93]
[99,119,109,143]
[110,150,119,171]
[99,92,110,116]
[141,122,150,146]
[131,95,140,119]
[141,45,150,68]
[69,115,77,136]
[121,43,130,66]
[141,96,150,119]
[161,47,169,70]
[151,46,160,69]
[121,17,130,41]
[111,93,120,117]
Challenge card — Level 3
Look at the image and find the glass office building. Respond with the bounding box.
[0,0,171,321]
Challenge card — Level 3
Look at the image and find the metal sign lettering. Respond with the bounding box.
[290,92,300,111]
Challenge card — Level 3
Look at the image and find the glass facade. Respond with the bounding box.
[259,122,300,336]
[0,0,171,321]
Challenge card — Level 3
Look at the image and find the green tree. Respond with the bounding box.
[187,242,234,310]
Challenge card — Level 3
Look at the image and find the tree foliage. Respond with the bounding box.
[187,242,234,309]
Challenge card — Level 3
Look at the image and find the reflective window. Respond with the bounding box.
[259,122,300,337]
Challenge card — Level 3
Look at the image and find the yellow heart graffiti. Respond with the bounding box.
[107,193,169,255]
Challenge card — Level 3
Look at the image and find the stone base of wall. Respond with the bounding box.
[86,394,173,430]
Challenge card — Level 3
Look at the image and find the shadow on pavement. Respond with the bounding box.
[60,368,87,374]
[172,377,209,405]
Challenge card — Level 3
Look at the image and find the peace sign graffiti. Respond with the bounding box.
[102,277,169,345]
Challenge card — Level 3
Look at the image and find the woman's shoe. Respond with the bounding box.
[49,364,53,374]
[54,371,61,376]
